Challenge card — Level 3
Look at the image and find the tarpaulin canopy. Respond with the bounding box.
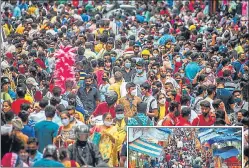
[213,146,239,159]
[157,128,172,134]
[207,136,242,145]
[129,138,163,158]
[128,128,171,143]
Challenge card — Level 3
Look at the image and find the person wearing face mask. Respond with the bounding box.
[180,95,198,123]
[99,72,110,102]
[66,106,84,126]
[90,113,118,167]
[204,64,216,85]
[192,85,207,114]
[121,57,136,82]
[55,111,77,148]
[192,101,216,126]
[26,138,43,167]
[233,90,248,114]
[68,124,107,167]
[176,107,192,126]
[119,82,142,117]
[157,93,167,121]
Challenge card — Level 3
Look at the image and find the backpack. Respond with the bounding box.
[192,97,204,113]
[132,115,151,126]
[142,97,157,113]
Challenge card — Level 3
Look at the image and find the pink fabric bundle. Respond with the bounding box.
[53,45,76,94]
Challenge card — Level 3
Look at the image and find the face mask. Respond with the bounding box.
[234,98,242,103]
[136,69,143,74]
[202,112,209,117]
[155,36,160,40]
[102,77,108,81]
[27,149,37,155]
[176,79,181,84]
[160,74,166,78]
[152,88,159,95]
[159,98,166,104]
[77,140,87,147]
[62,118,70,126]
[206,67,212,74]
[131,89,136,96]
[180,73,185,78]
[125,62,131,69]
[153,69,158,74]
[116,114,124,120]
[104,120,113,126]
[153,54,158,57]
[185,48,189,52]
[166,97,171,102]
[182,89,188,95]
[176,57,181,62]
[69,116,74,122]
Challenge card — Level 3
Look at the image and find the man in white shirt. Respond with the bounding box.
[181,95,198,123]
[84,42,97,59]
[29,100,48,124]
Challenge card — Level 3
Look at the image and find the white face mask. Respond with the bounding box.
[104,120,113,126]
[159,98,166,104]
[176,57,181,62]
[131,89,136,96]
[206,67,212,74]
[62,118,70,126]
[116,114,124,120]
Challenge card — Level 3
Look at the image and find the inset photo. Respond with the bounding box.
[128,127,243,168]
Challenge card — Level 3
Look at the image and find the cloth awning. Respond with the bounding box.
[129,138,163,158]
[213,146,239,159]
[207,136,241,145]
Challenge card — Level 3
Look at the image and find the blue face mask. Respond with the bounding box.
[125,62,131,69]
[116,114,124,120]
[111,57,116,63]
[136,69,143,74]
[154,36,160,40]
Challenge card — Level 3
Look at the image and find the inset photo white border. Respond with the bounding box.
[126,126,244,168]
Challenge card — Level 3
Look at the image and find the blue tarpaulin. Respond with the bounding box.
[207,136,241,145]
[213,146,239,159]
[129,138,163,158]
[157,128,172,134]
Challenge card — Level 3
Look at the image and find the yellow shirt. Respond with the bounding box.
[24,93,34,104]
[99,126,118,167]
[109,82,122,100]
[62,160,80,168]
[75,111,84,123]
[3,24,13,36]
[159,104,166,120]
[94,43,104,53]
[113,119,127,152]
[15,25,25,34]
[27,6,37,15]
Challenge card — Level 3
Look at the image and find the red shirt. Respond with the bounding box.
[92,102,116,118]
[95,69,105,87]
[192,114,215,126]
[176,116,192,126]
[162,113,179,126]
[165,154,171,162]
[11,98,31,115]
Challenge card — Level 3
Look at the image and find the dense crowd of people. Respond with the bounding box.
[1,0,249,167]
